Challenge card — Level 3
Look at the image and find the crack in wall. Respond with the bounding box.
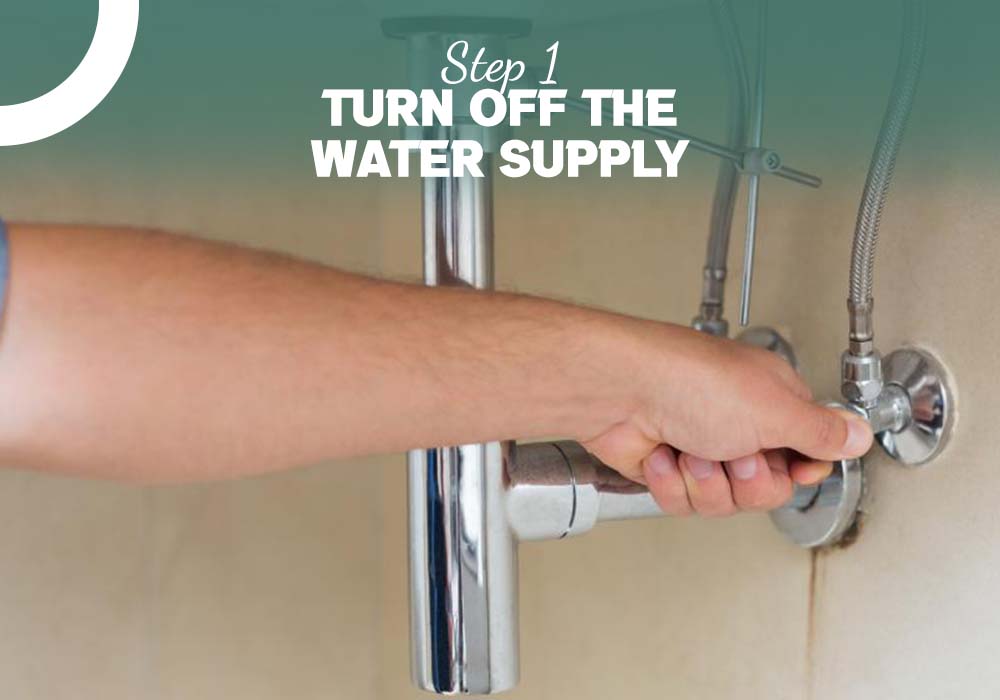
[805,512,864,700]
[806,547,821,700]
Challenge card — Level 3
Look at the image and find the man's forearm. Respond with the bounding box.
[0,224,643,481]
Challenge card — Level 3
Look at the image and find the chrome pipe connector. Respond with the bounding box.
[692,266,730,337]
[867,382,911,435]
[507,441,662,542]
[843,348,949,465]
[841,348,884,409]
[411,439,665,694]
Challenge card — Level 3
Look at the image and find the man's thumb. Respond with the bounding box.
[777,402,873,461]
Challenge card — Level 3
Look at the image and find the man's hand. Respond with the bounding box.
[579,322,872,516]
[0,224,871,499]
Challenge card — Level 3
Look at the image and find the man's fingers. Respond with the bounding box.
[763,449,794,505]
[765,402,873,462]
[677,453,736,517]
[645,446,804,516]
[641,446,692,516]
[724,453,791,511]
[789,457,834,486]
[766,448,833,488]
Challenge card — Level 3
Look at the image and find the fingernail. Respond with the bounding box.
[685,455,715,481]
[729,455,758,481]
[843,416,874,457]
[646,447,675,476]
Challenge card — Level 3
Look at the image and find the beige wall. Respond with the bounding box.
[3,5,998,698]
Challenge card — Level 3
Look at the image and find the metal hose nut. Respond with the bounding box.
[841,350,883,408]
[693,267,730,337]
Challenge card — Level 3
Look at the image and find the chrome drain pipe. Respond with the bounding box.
[408,143,513,694]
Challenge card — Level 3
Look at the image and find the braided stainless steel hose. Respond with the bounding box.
[694,0,750,336]
[847,0,927,355]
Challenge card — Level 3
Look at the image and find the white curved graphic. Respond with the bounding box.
[0,0,139,146]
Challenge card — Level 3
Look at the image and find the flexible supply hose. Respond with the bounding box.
[848,0,926,348]
[705,0,750,275]
[695,0,750,331]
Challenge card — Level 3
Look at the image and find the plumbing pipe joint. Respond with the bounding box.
[841,348,884,409]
